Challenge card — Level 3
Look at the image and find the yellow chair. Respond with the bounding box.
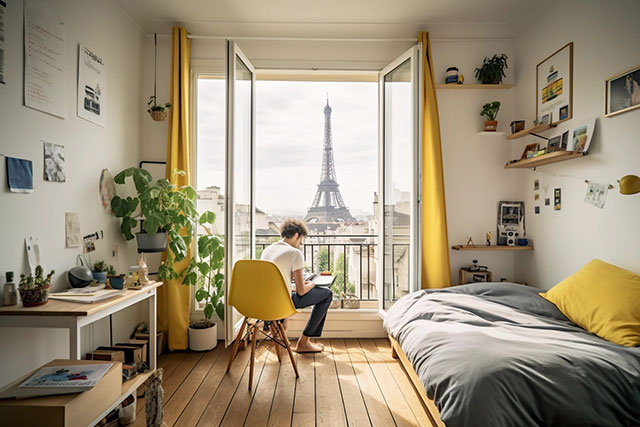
[225,259,300,390]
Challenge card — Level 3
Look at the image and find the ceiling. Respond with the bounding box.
[114,0,555,39]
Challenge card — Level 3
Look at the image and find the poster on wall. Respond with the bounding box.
[0,0,6,85]
[536,42,572,125]
[24,0,66,118]
[77,44,106,127]
[605,64,640,117]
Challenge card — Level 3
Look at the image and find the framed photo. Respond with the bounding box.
[537,42,573,125]
[605,64,640,117]
[520,143,539,160]
[547,135,562,152]
[566,117,596,153]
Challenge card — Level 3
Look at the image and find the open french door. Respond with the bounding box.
[224,41,256,346]
[378,45,422,314]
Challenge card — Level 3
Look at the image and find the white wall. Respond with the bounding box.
[0,0,145,387]
[513,0,640,288]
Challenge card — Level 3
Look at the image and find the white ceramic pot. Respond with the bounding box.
[188,323,218,351]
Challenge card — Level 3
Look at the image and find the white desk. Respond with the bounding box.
[0,281,161,425]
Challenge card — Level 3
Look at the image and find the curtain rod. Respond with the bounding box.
[153,34,416,42]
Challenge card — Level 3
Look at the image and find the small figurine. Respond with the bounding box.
[486,231,492,246]
[445,67,464,85]
[466,236,475,247]
[138,253,150,285]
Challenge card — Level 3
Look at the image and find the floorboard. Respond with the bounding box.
[134,338,431,427]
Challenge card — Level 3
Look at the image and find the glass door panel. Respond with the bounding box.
[225,41,256,345]
[379,46,420,312]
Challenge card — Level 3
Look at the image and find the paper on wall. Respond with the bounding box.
[24,0,66,118]
[585,182,608,209]
[77,44,106,127]
[25,236,42,274]
[65,212,81,247]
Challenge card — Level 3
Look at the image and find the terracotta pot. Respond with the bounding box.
[484,120,498,132]
[149,110,167,121]
[19,286,50,307]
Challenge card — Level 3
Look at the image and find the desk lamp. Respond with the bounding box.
[618,175,640,195]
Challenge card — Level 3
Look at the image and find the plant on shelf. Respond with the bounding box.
[19,265,54,307]
[481,101,501,132]
[110,167,198,281]
[147,95,171,122]
[182,211,225,351]
[475,54,508,84]
[92,260,113,284]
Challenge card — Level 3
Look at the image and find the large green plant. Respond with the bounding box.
[182,212,225,324]
[110,167,197,280]
[475,54,508,84]
[480,101,501,121]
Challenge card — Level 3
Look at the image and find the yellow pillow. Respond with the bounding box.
[539,259,640,347]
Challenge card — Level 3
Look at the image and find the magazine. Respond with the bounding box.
[19,363,112,389]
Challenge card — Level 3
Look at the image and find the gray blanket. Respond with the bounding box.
[384,283,640,427]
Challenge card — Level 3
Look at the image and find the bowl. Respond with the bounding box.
[67,266,94,288]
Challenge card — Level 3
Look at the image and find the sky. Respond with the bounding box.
[196,79,379,217]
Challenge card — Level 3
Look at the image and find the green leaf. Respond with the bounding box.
[199,211,216,225]
[180,185,197,200]
[215,303,225,321]
[121,216,137,240]
[195,287,208,302]
[204,304,214,320]
[197,262,209,275]
[132,168,152,192]
[143,213,161,234]
[198,236,211,258]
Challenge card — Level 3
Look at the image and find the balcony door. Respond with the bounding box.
[225,41,256,345]
[378,46,421,312]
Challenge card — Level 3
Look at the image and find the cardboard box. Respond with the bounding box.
[86,350,125,363]
[133,331,164,356]
[0,359,122,427]
[116,340,147,363]
[97,346,143,365]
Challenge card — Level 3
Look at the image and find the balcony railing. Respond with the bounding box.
[256,234,378,308]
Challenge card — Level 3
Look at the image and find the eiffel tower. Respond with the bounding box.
[305,97,354,224]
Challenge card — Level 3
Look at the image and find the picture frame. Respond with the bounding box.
[547,135,562,152]
[520,143,539,160]
[566,117,596,153]
[537,42,573,125]
[605,64,640,117]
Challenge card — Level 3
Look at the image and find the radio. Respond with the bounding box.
[497,201,525,246]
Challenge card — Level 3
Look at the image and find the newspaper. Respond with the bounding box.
[0,0,6,84]
[19,363,111,389]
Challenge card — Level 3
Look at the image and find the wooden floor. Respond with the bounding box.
[131,338,432,427]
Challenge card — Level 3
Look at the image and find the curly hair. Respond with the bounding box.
[280,219,309,238]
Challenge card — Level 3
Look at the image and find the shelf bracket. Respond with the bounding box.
[529,132,549,141]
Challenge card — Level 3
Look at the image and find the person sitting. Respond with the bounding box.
[260,219,332,353]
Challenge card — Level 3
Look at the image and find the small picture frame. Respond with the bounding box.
[520,143,539,160]
[539,114,550,125]
[605,64,640,117]
[547,135,562,152]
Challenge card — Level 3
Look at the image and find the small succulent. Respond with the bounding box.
[147,95,171,113]
[106,265,117,276]
[93,261,114,273]
[19,265,55,289]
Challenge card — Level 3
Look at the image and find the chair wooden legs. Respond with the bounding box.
[226,318,248,373]
[277,322,299,378]
[269,323,282,362]
[248,321,260,390]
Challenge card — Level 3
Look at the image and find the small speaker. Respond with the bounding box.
[507,230,518,246]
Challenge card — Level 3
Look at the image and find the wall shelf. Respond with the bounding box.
[478,131,505,136]
[505,150,585,169]
[436,84,514,90]
[452,245,533,251]
[506,123,556,140]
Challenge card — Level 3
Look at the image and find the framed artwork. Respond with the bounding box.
[605,64,640,117]
[537,42,573,125]
[520,143,539,160]
[565,117,596,153]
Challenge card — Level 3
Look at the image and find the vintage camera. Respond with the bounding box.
[497,201,525,246]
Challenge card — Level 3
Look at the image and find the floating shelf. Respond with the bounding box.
[452,245,533,251]
[478,131,505,136]
[436,84,514,90]
[506,123,556,140]
[505,150,585,169]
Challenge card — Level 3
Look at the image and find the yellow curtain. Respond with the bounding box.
[419,32,452,289]
[158,26,192,350]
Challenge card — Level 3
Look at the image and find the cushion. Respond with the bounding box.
[539,259,640,347]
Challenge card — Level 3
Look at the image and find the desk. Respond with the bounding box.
[0,281,161,425]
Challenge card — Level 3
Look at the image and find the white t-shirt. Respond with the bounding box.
[260,240,304,290]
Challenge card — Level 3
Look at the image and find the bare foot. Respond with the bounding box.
[294,340,324,353]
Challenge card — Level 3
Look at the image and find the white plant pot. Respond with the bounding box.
[188,323,218,351]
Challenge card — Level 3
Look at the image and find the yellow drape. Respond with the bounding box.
[419,32,452,288]
[158,26,191,350]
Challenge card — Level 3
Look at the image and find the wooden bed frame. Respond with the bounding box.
[389,335,446,427]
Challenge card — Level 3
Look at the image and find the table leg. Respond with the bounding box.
[149,291,157,371]
[69,317,81,360]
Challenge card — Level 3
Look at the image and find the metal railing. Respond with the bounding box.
[255,234,377,302]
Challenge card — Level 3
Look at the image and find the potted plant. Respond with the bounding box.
[481,101,501,131]
[475,54,508,84]
[92,261,112,283]
[110,167,197,280]
[19,265,54,307]
[147,95,171,122]
[182,211,225,351]
[106,265,125,290]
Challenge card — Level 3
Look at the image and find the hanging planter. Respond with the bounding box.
[147,34,171,122]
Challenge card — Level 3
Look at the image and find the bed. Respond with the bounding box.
[384,282,640,427]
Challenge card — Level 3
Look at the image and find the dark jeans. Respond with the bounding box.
[291,287,332,337]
